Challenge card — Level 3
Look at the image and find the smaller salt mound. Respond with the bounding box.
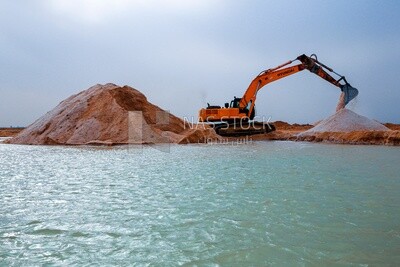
[301,109,389,134]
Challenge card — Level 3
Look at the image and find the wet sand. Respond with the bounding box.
[0,128,24,137]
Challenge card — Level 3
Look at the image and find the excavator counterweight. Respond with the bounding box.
[199,54,358,136]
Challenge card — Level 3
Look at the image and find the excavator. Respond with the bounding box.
[198,54,359,136]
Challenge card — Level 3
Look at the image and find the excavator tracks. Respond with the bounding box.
[212,121,275,137]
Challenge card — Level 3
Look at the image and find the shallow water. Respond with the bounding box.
[1,142,399,266]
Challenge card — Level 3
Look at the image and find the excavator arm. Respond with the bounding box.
[239,54,358,119]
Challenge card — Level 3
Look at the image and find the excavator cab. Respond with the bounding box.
[230,97,241,108]
[229,97,255,119]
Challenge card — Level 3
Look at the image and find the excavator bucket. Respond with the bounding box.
[342,84,359,105]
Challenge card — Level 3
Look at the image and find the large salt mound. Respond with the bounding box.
[301,109,389,134]
[7,83,220,145]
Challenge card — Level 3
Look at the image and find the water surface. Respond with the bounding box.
[1,142,399,266]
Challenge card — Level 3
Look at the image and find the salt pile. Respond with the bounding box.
[8,83,220,145]
[301,108,389,134]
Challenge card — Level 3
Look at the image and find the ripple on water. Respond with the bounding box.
[30,228,65,236]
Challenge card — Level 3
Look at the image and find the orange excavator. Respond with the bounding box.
[198,54,358,136]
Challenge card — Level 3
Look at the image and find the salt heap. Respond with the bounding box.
[296,108,400,145]
[8,83,220,145]
[301,108,389,134]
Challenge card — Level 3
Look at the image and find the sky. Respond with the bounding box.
[1,0,399,126]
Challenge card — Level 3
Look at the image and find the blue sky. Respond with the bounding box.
[1,0,399,126]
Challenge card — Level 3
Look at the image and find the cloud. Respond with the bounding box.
[45,0,220,24]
